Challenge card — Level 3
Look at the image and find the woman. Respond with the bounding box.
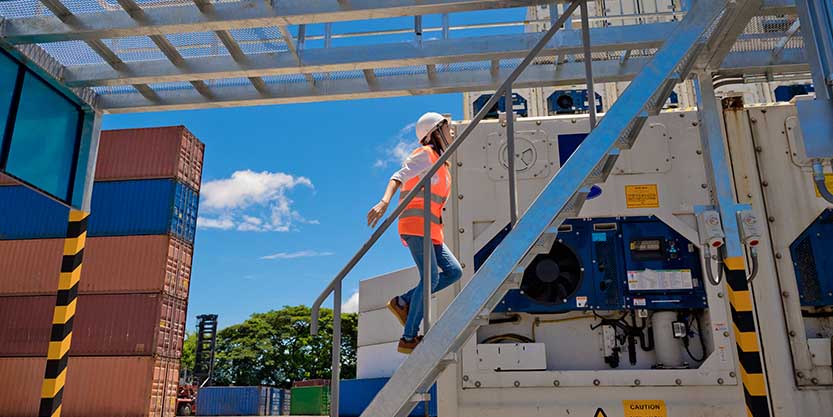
[367,112,463,354]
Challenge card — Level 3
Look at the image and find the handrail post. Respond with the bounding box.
[330,282,341,417]
[422,183,432,334]
[580,0,598,129]
[505,86,519,225]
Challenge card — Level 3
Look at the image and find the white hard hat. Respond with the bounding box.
[415,112,446,143]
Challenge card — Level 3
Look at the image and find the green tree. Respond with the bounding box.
[181,305,357,388]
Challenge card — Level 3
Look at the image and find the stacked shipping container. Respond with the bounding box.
[0,126,204,417]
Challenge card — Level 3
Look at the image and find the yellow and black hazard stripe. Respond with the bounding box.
[39,210,88,417]
[724,256,770,417]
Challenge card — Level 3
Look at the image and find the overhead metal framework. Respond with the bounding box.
[0,0,810,113]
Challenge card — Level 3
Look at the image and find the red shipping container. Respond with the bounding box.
[96,126,204,191]
[0,126,204,190]
[294,379,331,387]
[0,235,192,299]
[0,356,179,417]
[0,293,187,358]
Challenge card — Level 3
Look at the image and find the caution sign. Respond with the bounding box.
[625,184,660,208]
[622,400,667,417]
[593,408,608,417]
[814,174,833,198]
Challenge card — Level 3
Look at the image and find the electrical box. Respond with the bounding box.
[476,343,547,371]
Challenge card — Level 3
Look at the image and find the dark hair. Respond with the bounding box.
[424,122,449,155]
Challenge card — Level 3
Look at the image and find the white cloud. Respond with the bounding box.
[196,216,235,230]
[259,250,335,260]
[375,122,417,169]
[197,170,316,232]
[342,290,359,314]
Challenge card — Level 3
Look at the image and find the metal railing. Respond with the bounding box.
[310,2,589,416]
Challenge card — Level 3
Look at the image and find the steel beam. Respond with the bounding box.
[64,23,675,87]
[98,58,648,113]
[2,0,554,44]
[97,49,807,113]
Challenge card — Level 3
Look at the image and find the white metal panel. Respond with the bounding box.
[358,308,407,347]
[475,343,547,371]
[722,102,833,416]
[744,104,833,386]
[809,338,833,367]
[357,342,407,379]
[359,267,419,313]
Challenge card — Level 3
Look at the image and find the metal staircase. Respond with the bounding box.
[310,1,760,417]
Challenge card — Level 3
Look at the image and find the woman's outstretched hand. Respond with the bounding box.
[367,200,389,228]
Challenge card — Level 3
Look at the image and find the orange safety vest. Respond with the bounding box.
[398,146,451,244]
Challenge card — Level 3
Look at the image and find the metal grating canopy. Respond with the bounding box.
[0,0,811,113]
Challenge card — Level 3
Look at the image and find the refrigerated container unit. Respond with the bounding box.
[0,179,199,242]
[0,356,179,417]
[0,293,187,358]
[0,235,192,298]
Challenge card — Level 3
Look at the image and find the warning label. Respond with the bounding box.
[623,400,667,417]
[625,184,660,208]
[594,408,608,417]
[628,269,693,290]
[815,174,833,198]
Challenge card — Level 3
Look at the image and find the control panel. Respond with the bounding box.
[476,216,707,314]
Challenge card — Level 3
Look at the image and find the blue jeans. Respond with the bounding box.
[400,235,463,340]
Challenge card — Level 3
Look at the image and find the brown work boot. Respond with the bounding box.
[397,336,423,354]
[387,296,409,326]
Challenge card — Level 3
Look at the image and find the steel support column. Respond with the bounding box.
[38,210,89,417]
[694,73,772,417]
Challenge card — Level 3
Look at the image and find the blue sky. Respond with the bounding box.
[98,7,528,329]
[102,94,464,329]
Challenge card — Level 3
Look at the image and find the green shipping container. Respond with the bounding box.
[290,386,330,415]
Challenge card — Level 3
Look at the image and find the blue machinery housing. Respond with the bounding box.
[547,90,604,115]
[790,208,833,307]
[473,93,529,119]
[476,217,707,314]
[0,48,93,209]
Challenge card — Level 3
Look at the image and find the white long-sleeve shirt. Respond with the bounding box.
[390,146,434,185]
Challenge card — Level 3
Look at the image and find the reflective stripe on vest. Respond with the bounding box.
[398,146,451,244]
[400,192,447,205]
[399,208,443,225]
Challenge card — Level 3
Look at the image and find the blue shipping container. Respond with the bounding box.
[339,378,437,417]
[197,386,276,416]
[0,179,199,242]
[269,388,290,415]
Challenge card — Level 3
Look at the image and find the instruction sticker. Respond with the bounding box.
[815,174,833,198]
[623,400,667,417]
[625,184,660,208]
[576,296,588,308]
[628,269,693,290]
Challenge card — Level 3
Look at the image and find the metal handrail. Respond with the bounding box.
[310,2,582,416]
